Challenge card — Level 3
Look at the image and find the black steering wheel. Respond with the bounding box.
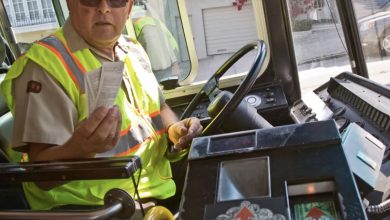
[180,40,267,135]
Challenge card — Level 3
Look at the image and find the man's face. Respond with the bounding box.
[67,0,133,48]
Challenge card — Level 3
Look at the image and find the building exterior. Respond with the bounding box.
[3,0,60,43]
[185,0,258,59]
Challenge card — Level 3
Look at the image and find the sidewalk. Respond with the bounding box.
[292,23,347,65]
[311,23,339,32]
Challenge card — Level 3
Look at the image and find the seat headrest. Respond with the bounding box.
[0,74,8,115]
[0,111,15,162]
[0,37,6,66]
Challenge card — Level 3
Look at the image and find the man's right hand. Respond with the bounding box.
[28,106,122,163]
[26,106,121,190]
[66,106,122,156]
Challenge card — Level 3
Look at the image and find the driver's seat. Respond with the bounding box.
[0,32,29,209]
[0,73,29,209]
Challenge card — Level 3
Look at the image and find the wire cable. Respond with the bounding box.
[131,162,145,216]
[366,198,390,214]
[326,0,349,55]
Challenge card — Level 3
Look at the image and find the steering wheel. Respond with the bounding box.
[180,40,267,135]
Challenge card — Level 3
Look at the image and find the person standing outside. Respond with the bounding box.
[132,4,181,82]
[1,0,202,211]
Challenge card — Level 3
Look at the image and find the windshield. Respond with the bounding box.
[286,0,352,94]
[4,0,390,95]
[2,0,270,90]
[185,0,264,83]
[131,0,190,83]
[133,0,269,86]
[286,0,390,95]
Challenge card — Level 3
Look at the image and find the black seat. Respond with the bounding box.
[0,36,31,210]
[0,37,20,161]
[0,71,29,210]
[0,74,21,163]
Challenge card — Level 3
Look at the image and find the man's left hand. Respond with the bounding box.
[167,117,203,150]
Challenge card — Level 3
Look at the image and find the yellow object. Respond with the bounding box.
[133,16,179,50]
[144,206,175,220]
[0,27,185,210]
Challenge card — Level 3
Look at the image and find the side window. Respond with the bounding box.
[11,0,26,22]
[27,0,40,21]
[184,0,269,83]
[286,0,352,94]
[132,0,270,87]
[352,0,390,87]
[131,0,190,83]
[3,0,58,51]
[41,0,55,19]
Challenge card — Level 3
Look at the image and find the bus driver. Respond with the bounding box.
[1,0,202,213]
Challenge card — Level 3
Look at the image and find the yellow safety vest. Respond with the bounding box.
[133,16,179,52]
[1,28,183,210]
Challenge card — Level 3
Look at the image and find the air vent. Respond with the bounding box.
[381,116,388,130]
[385,117,390,133]
[330,84,390,134]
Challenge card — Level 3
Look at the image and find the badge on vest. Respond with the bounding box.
[27,80,42,93]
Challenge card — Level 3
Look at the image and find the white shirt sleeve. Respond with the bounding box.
[12,61,78,151]
[137,25,177,71]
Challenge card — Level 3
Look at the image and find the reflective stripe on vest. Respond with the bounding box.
[37,36,86,92]
[110,111,164,157]
[119,111,164,136]
[148,111,164,132]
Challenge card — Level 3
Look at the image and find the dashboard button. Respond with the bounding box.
[245,95,262,107]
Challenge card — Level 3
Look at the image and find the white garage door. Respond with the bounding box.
[203,4,257,55]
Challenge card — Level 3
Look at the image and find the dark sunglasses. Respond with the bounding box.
[80,0,129,8]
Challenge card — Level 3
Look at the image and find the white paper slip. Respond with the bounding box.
[85,67,102,115]
[95,62,124,108]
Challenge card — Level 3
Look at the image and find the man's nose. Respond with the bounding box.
[97,0,111,13]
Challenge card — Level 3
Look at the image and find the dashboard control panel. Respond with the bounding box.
[181,121,366,220]
[188,84,288,120]
[244,86,288,111]
[170,84,289,127]
[290,91,333,123]
[290,73,389,215]
[291,73,390,149]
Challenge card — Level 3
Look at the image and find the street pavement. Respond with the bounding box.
[293,24,348,67]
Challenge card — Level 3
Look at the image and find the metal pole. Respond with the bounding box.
[52,0,66,27]
[0,202,122,220]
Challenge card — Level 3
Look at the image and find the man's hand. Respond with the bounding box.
[66,105,122,156]
[26,106,121,190]
[167,117,203,150]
